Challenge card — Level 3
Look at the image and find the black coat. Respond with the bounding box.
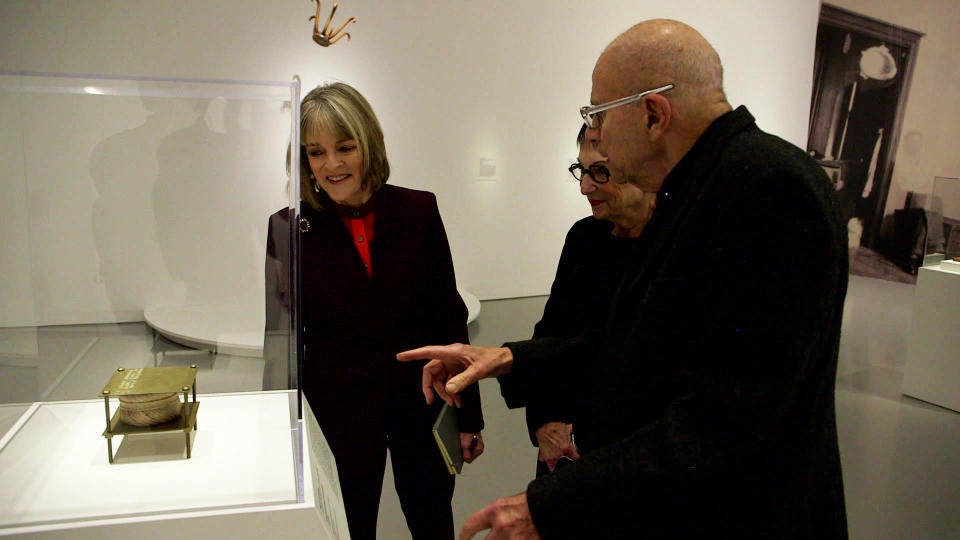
[508,107,849,539]
[298,185,483,441]
[498,217,635,446]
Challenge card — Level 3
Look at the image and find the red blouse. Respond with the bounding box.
[336,198,376,277]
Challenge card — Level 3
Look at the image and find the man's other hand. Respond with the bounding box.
[460,492,541,540]
[535,422,580,471]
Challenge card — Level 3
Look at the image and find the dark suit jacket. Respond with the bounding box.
[508,107,849,538]
[298,185,483,443]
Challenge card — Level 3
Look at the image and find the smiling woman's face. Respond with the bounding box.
[304,129,370,207]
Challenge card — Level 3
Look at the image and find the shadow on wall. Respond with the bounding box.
[89,91,171,319]
[88,86,278,322]
[151,96,262,308]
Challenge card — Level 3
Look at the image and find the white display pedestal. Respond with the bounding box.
[144,304,264,358]
[458,287,481,325]
[902,265,960,412]
[143,288,480,359]
[0,391,349,539]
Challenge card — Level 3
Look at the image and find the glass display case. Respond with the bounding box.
[921,176,960,269]
[0,72,346,539]
[0,71,300,406]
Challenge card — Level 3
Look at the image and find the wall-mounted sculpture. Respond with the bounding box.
[310,1,356,47]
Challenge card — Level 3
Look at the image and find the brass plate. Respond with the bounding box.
[100,366,198,397]
[104,402,199,436]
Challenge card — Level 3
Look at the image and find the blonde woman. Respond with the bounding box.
[294,82,483,540]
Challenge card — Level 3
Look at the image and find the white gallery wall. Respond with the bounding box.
[1,0,820,328]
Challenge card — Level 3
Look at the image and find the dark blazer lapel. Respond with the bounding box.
[305,205,372,291]
[368,185,401,284]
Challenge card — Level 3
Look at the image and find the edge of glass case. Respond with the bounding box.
[922,176,960,267]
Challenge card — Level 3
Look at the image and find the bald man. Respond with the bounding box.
[401,20,848,539]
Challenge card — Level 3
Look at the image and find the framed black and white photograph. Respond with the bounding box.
[807,4,924,281]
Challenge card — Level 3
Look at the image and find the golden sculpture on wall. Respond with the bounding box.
[310,1,356,47]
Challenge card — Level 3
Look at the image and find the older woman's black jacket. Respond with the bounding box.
[498,217,635,448]
[507,107,849,539]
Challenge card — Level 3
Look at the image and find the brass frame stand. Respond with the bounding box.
[100,366,200,464]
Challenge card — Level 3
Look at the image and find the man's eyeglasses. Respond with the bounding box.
[579,84,674,129]
[569,161,610,183]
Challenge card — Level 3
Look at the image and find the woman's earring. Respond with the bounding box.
[314,179,321,193]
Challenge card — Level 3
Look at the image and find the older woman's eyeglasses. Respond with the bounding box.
[569,162,610,183]
[579,84,674,129]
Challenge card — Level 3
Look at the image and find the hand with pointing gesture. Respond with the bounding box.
[397,343,513,407]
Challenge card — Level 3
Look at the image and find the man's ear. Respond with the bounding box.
[643,94,672,142]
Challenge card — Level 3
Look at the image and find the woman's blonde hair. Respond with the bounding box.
[299,82,390,210]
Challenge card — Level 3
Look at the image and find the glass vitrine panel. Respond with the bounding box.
[0,71,301,409]
[922,176,960,266]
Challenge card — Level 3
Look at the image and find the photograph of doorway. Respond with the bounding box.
[807,4,923,282]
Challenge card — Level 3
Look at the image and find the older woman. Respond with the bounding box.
[499,126,655,477]
[295,82,483,540]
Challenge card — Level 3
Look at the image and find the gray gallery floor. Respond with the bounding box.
[1,274,958,539]
[377,275,960,540]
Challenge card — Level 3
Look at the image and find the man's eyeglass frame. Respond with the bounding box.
[579,84,674,129]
